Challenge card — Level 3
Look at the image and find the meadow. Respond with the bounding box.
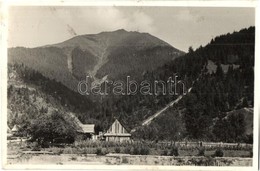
[7,140,253,166]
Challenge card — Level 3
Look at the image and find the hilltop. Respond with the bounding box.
[8,29,184,91]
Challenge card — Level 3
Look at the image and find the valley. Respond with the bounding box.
[7,27,255,147]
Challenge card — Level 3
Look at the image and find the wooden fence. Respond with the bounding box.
[157,141,253,148]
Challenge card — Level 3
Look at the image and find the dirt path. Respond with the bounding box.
[141,87,192,126]
[131,66,206,132]
[244,107,253,113]
[130,87,192,133]
[6,154,252,166]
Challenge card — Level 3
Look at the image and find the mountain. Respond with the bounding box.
[8,29,184,91]
[7,27,255,143]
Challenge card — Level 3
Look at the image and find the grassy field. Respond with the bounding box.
[6,140,253,166]
[7,153,252,166]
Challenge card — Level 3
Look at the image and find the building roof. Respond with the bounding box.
[104,119,131,137]
[11,125,19,132]
[80,124,95,133]
[67,113,95,134]
[109,118,130,131]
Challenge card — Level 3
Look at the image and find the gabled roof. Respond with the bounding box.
[113,119,130,133]
[104,119,131,137]
[67,113,95,133]
[12,125,19,132]
[80,124,95,133]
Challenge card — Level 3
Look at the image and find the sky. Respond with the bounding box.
[8,6,255,52]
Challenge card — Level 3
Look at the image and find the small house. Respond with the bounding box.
[11,125,19,134]
[78,124,95,140]
[68,113,96,140]
[104,119,131,142]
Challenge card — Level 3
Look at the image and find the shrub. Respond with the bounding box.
[249,150,253,157]
[140,146,150,155]
[63,147,78,154]
[129,145,150,155]
[170,146,179,156]
[95,148,109,155]
[41,141,50,148]
[82,148,95,154]
[70,156,77,161]
[214,148,224,157]
[197,147,205,156]
[101,148,109,155]
[204,156,215,166]
[124,147,131,154]
[121,157,128,164]
[115,147,121,153]
[189,157,211,166]
[132,146,139,155]
[29,111,76,145]
[96,148,102,155]
[30,142,41,151]
[48,147,63,154]
[245,134,253,144]
[161,149,168,156]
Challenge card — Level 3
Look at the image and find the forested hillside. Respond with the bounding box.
[8,64,99,131]
[8,27,254,143]
[131,27,254,142]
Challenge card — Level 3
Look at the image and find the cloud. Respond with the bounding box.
[50,7,156,35]
[8,6,157,47]
[176,9,194,21]
[8,6,254,51]
[175,8,204,23]
[130,10,155,33]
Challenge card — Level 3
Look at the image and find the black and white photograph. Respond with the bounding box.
[1,1,259,170]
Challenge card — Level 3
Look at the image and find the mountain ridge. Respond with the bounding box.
[9,29,184,91]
